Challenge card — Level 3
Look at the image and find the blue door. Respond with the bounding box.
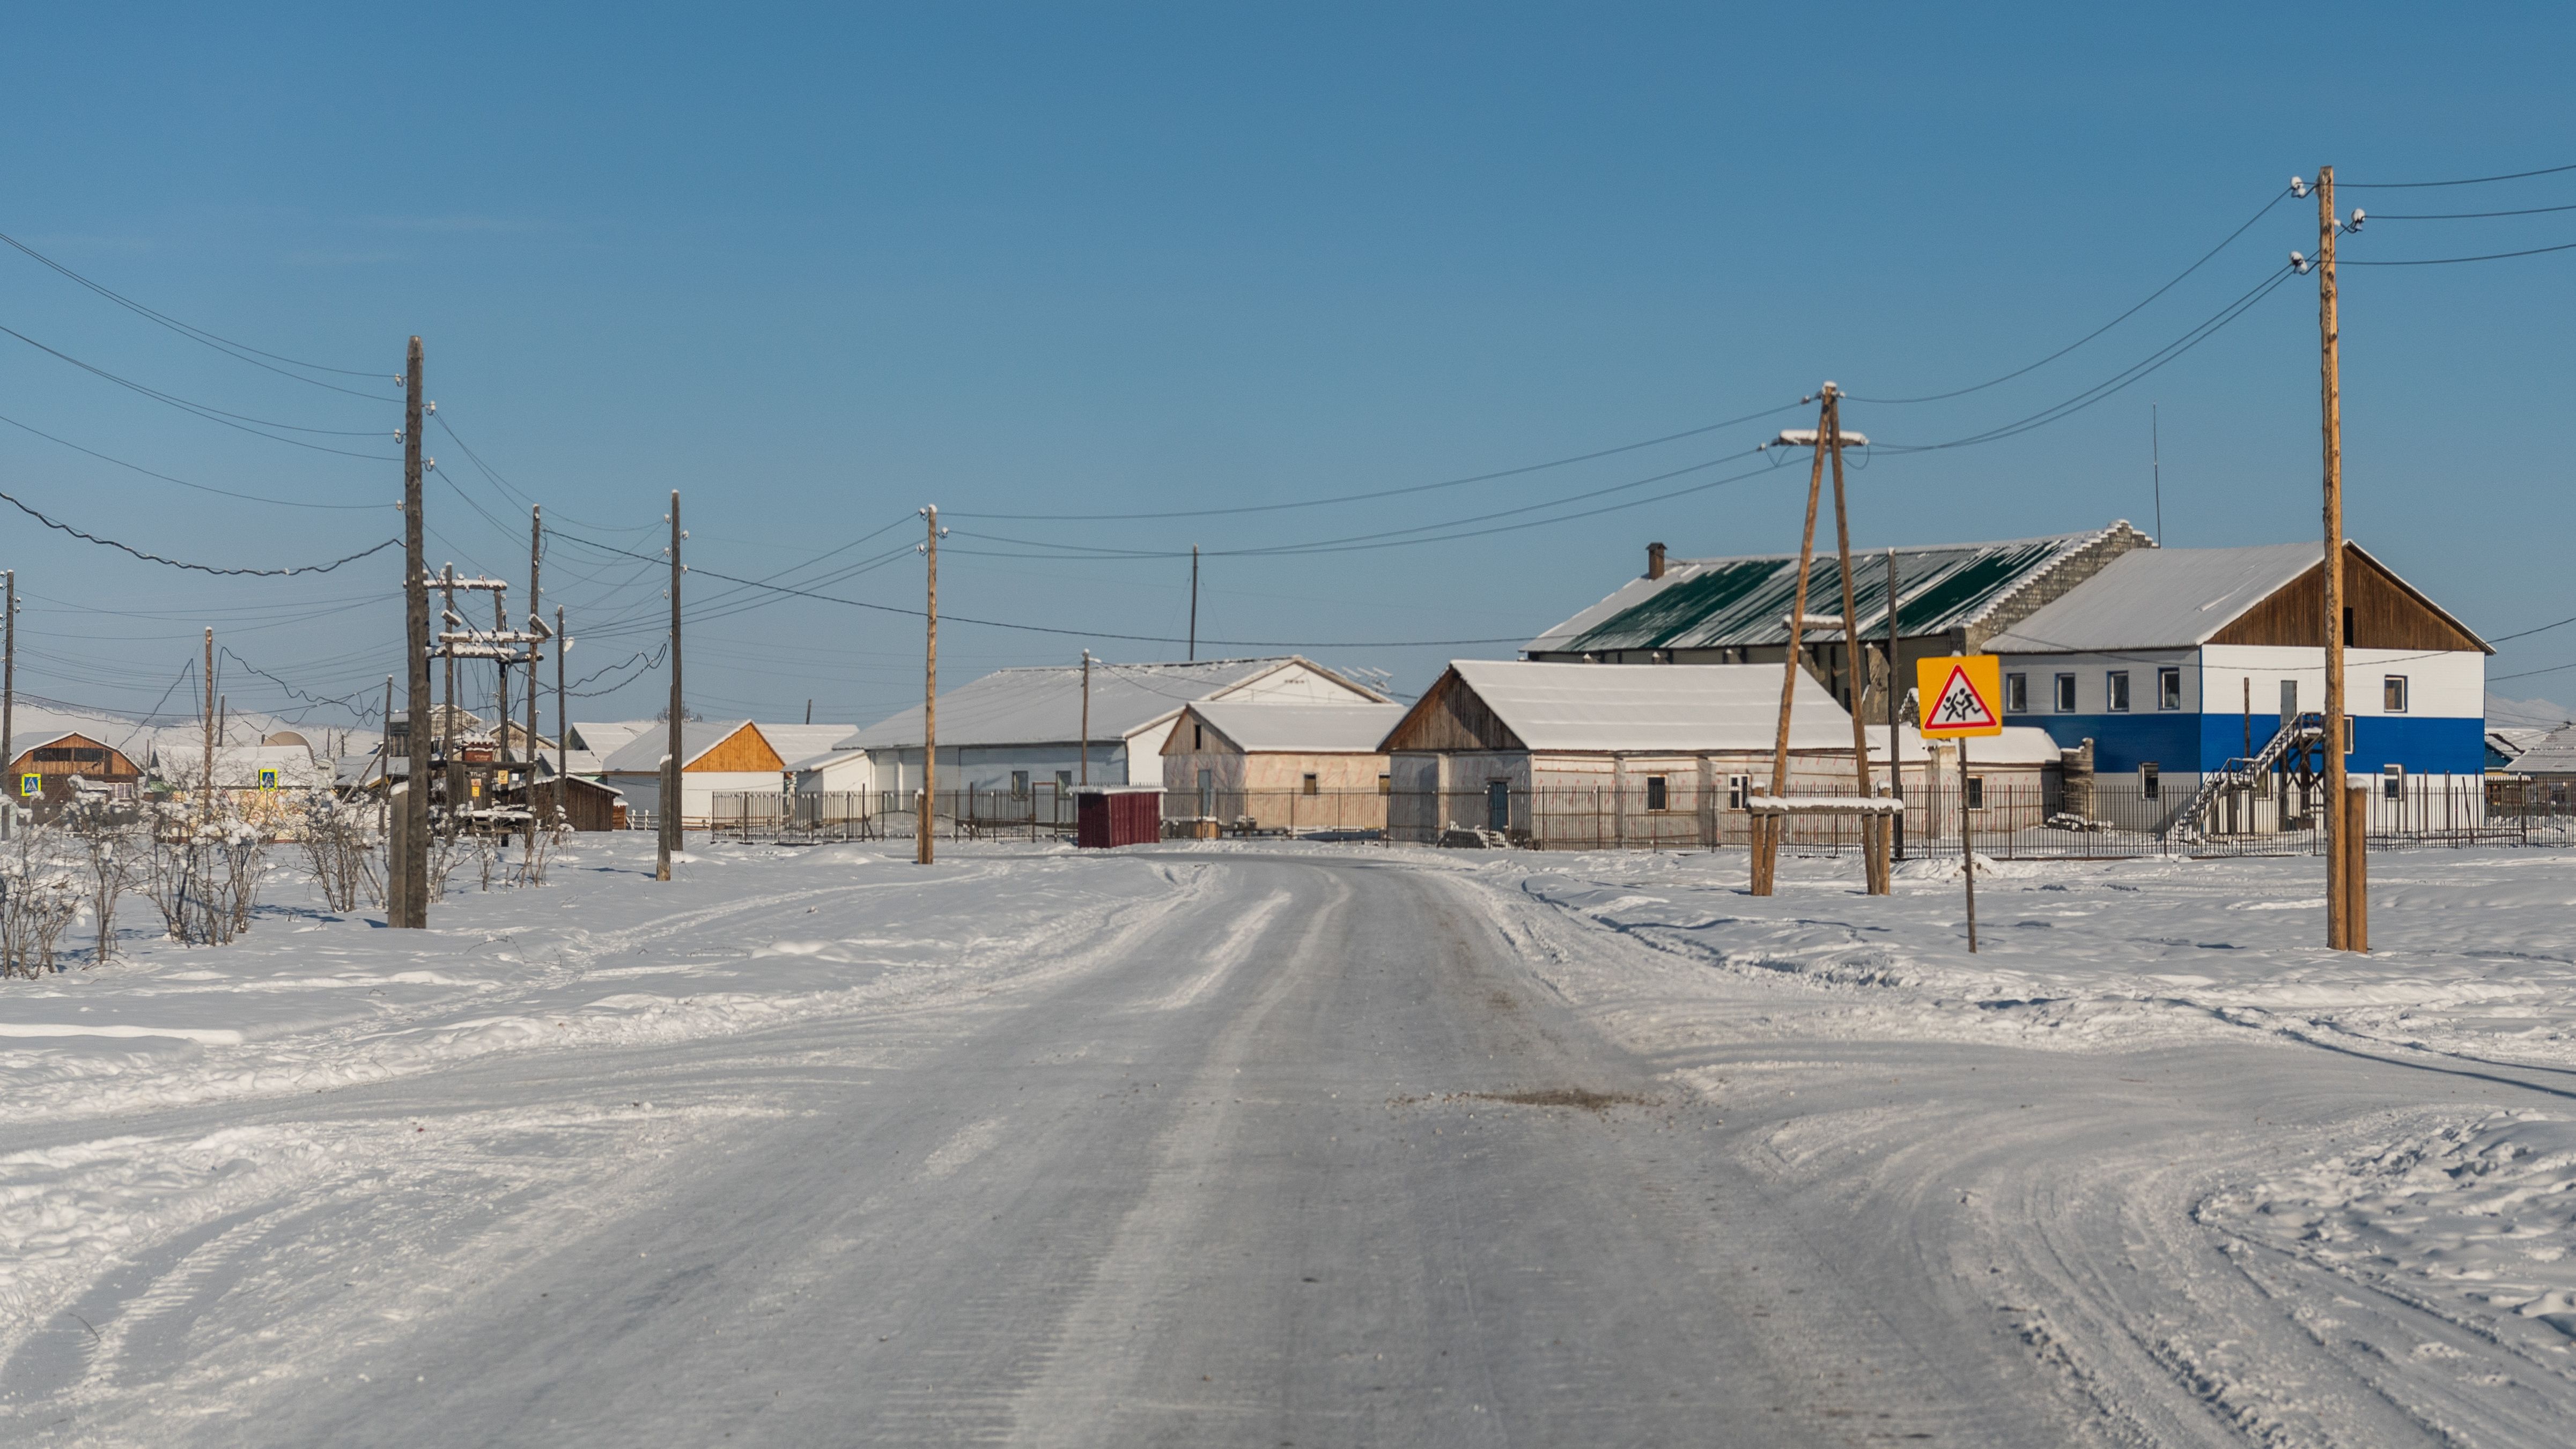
[1487,780,1510,833]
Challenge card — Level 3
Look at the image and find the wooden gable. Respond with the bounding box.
[1161,706,1239,757]
[1380,668,1526,753]
[2210,544,2490,654]
[687,722,787,773]
[9,733,143,780]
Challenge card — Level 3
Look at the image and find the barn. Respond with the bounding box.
[5,731,145,816]
[599,721,787,828]
[1160,700,1406,833]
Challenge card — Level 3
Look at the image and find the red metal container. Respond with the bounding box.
[1076,787,1162,848]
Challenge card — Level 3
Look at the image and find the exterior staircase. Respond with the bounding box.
[2173,712,2322,838]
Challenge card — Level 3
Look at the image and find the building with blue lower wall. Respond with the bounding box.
[1985,541,2489,808]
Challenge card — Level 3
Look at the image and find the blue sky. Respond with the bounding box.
[3,4,2573,735]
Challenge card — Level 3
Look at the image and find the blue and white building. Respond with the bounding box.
[1984,541,2489,823]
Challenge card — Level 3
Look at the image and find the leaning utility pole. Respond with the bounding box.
[201,627,216,831]
[659,491,682,882]
[1824,393,1891,894]
[1754,391,1834,896]
[918,505,940,866]
[1188,545,1199,662]
[2315,165,2356,951]
[397,336,430,927]
[1884,547,1905,860]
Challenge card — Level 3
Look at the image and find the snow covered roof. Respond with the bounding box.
[1177,701,1407,754]
[569,721,655,757]
[1408,660,1857,753]
[757,724,857,763]
[1528,525,2145,655]
[843,657,1386,750]
[600,720,762,774]
[1984,543,2322,653]
[1861,724,2068,766]
[784,748,868,773]
[2503,726,2576,775]
[163,744,329,789]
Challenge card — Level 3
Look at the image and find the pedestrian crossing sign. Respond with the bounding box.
[17,773,36,798]
[258,767,279,790]
[1915,655,2004,738]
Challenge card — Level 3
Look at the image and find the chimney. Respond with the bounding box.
[1645,542,1667,580]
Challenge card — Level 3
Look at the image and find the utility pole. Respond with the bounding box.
[1884,548,1904,860]
[525,505,542,865]
[397,336,430,928]
[2,568,13,840]
[1188,545,1199,662]
[918,505,940,866]
[1754,387,1836,896]
[1080,649,1091,787]
[2151,405,2165,545]
[381,676,394,808]
[554,606,568,820]
[1824,393,1889,894]
[660,491,682,882]
[201,627,215,831]
[2316,165,2354,951]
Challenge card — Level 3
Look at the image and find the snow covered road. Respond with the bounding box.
[8,838,2576,1444]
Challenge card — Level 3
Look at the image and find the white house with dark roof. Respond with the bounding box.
[844,656,1390,796]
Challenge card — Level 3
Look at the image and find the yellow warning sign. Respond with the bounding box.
[17,773,38,798]
[1915,654,2004,738]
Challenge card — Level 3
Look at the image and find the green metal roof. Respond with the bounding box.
[1528,529,2123,654]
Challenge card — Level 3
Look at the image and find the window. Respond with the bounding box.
[2005,673,2028,713]
[1645,775,1669,811]
[1056,770,1073,789]
[1727,774,1750,810]
[2383,675,2408,713]
[1965,775,1984,810]
[2139,763,2160,800]
[1301,773,1319,796]
[2343,606,2354,647]
[2106,671,2131,712]
[2383,763,2403,800]
[2158,668,2182,711]
[1010,770,1030,797]
[1377,773,1391,796]
[2055,674,2077,712]
[1192,723,1204,750]
[2280,679,2299,721]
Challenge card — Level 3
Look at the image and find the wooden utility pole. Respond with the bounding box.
[2,568,13,840]
[1080,649,1091,787]
[555,606,568,826]
[493,587,511,777]
[1960,736,1978,952]
[1825,395,1890,894]
[919,506,941,865]
[659,491,682,882]
[1189,545,1200,662]
[397,336,430,927]
[2317,165,2356,951]
[1885,548,1904,861]
[1754,387,1836,895]
[201,627,215,830]
[525,505,542,864]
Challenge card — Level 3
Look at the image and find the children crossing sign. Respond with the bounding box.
[1915,654,2004,739]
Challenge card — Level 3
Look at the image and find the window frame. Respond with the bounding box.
[2157,667,2182,711]
[1644,774,1669,812]
[2005,672,2028,713]
[2106,670,2131,713]
[1964,775,1983,810]
[2054,673,2077,713]
[2139,762,2160,800]
[2383,674,2408,713]
[1301,773,1319,797]
[2383,763,2403,800]
[1727,774,1750,810]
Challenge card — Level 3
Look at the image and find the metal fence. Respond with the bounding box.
[707,787,1078,843]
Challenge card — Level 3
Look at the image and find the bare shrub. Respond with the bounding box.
[299,794,382,914]
[63,800,144,966]
[145,817,270,947]
[0,824,81,977]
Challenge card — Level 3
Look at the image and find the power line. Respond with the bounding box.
[0,486,398,575]
[0,409,390,509]
[2340,238,2576,267]
[2343,160,2576,190]
[948,401,1806,522]
[0,228,389,389]
[2370,202,2576,220]
[0,321,389,441]
[1847,185,2293,405]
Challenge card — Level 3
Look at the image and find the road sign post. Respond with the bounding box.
[1915,655,2003,953]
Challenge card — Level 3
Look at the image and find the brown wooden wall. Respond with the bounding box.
[1381,670,1526,753]
[2211,548,2488,653]
[8,734,143,781]
[689,724,787,773]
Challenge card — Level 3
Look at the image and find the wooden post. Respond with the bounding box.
[1825,394,1887,894]
[1756,385,1836,896]
[659,491,681,882]
[439,564,456,829]
[555,606,568,826]
[2345,782,2370,951]
[1960,737,1977,953]
[919,506,939,866]
[1885,547,1903,861]
[398,336,429,927]
[1189,544,1200,662]
[526,506,542,862]
[1080,650,1090,787]
[2317,164,2352,950]
[201,627,215,830]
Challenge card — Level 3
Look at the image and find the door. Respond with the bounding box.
[1197,768,1214,818]
[2279,678,2298,729]
[1486,780,1510,833]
